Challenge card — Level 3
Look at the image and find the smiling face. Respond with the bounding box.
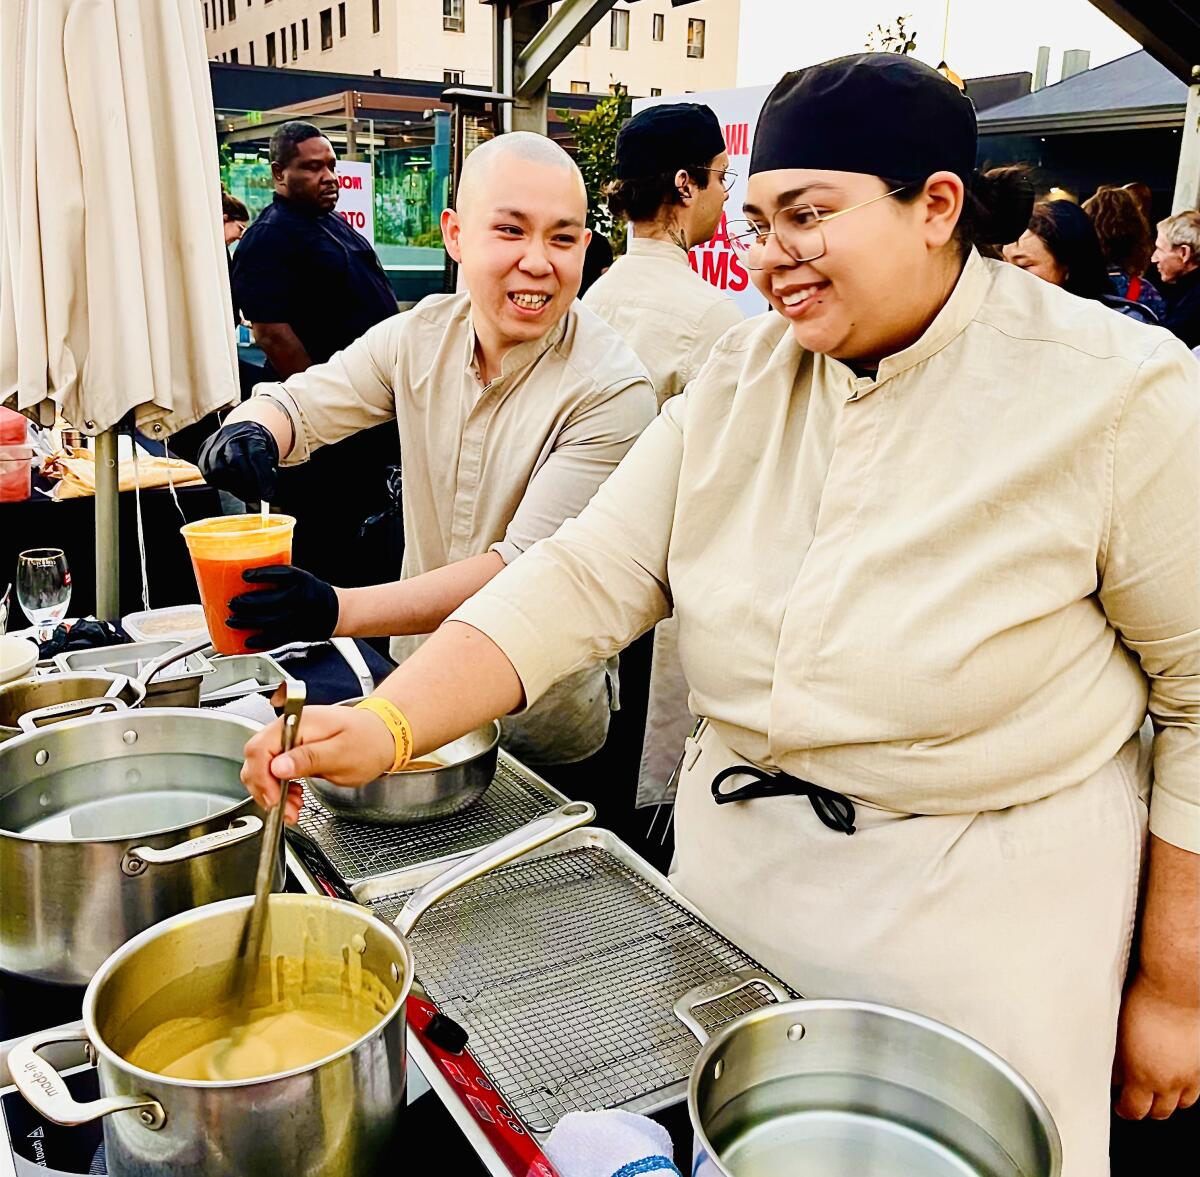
[441,150,589,364]
[743,169,963,364]
[1003,230,1067,286]
[273,135,340,214]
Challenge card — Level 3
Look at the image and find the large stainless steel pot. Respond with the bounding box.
[8,801,594,1177]
[0,708,279,985]
[675,971,1062,1177]
[310,703,500,823]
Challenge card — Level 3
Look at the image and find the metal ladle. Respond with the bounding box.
[232,680,305,1004]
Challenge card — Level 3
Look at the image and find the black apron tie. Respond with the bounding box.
[711,764,857,835]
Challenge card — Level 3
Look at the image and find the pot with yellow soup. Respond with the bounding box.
[7,801,594,1176]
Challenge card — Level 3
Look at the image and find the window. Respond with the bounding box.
[249,40,255,64]
[650,87,662,96]
[280,27,287,61]
[290,22,297,58]
[687,18,705,59]
[338,2,346,37]
[610,8,629,51]
[320,8,332,49]
[444,69,464,85]
[203,3,209,29]
[443,1,464,34]
[219,0,225,25]
[652,13,664,41]
[302,18,309,50]
[228,0,236,20]
[266,30,276,66]
[229,46,239,62]
[570,80,588,94]
[372,0,381,35]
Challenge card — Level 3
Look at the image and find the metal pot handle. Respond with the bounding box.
[122,815,264,876]
[16,696,127,732]
[8,1026,165,1130]
[674,969,793,1046]
[135,636,212,687]
[393,801,595,937]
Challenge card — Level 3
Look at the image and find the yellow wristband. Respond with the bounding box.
[354,698,414,773]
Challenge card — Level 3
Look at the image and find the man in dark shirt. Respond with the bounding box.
[1152,210,1200,350]
[230,120,401,584]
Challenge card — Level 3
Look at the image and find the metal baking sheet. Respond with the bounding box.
[290,752,568,890]
[357,828,795,1135]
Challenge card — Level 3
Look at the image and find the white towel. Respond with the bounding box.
[542,1110,680,1177]
[210,691,276,727]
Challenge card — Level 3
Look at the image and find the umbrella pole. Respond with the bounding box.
[94,427,120,621]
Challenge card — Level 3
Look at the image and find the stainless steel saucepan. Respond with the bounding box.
[675,970,1062,1177]
[9,801,595,1177]
[0,707,281,985]
[309,699,500,824]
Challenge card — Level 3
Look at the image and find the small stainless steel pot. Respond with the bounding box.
[9,801,594,1177]
[0,672,146,742]
[310,705,501,824]
[676,971,1062,1177]
[0,708,279,985]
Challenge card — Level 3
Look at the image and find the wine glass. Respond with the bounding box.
[16,548,72,641]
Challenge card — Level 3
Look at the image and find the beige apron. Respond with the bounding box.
[670,720,1150,1177]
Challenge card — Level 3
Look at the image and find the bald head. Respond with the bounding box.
[456,132,586,219]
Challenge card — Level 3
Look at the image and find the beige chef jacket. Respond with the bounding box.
[582,238,744,408]
[257,291,656,763]
[454,251,1200,852]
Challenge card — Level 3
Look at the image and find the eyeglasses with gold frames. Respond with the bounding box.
[726,186,908,269]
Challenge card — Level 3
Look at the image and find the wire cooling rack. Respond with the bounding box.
[363,834,792,1132]
[293,754,565,888]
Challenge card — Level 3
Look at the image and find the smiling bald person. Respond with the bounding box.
[199,133,655,764]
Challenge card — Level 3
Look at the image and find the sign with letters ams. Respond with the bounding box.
[632,84,771,317]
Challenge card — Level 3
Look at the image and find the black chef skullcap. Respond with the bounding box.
[750,54,977,183]
[615,102,727,180]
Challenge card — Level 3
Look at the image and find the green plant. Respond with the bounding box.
[866,14,918,55]
[560,85,631,251]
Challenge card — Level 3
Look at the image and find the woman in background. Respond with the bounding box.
[1004,199,1113,300]
[1083,186,1166,321]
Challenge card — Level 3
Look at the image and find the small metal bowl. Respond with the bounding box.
[309,706,501,825]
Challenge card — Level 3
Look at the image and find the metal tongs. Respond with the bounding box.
[232,680,306,1005]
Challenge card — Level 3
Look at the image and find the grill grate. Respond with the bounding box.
[294,758,561,887]
[367,844,789,1132]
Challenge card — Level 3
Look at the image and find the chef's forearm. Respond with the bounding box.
[334,552,506,639]
[1135,835,1200,1005]
[224,395,296,460]
[374,620,525,756]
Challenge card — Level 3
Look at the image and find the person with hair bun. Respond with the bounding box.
[243,57,1200,1175]
[1083,186,1166,319]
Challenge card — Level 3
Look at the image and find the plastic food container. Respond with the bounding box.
[0,445,33,502]
[122,604,209,644]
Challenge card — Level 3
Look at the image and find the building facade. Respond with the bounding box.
[200,1,738,98]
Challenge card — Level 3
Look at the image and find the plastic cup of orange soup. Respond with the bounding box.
[180,514,296,655]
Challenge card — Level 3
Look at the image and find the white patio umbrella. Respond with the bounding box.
[0,0,238,617]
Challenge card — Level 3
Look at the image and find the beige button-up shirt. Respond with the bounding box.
[454,251,1200,851]
[582,238,744,408]
[257,291,655,763]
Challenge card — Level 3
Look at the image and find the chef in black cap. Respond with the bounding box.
[583,102,744,865]
[243,57,1200,1173]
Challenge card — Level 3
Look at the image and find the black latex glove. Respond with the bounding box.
[227,566,339,650]
[197,421,280,503]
